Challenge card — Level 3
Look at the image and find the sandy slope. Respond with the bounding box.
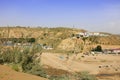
[0,65,48,80]
[41,53,120,75]
[41,53,120,80]
[41,53,98,74]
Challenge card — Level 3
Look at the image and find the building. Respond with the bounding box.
[112,48,120,53]
[75,32,109,38]
[103,48,120,54]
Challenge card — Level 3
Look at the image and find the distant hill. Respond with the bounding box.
[0,27,120,51]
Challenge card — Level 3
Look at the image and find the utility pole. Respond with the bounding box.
[7,26,10,39]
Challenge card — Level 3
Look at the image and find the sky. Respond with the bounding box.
[0,0,120,34]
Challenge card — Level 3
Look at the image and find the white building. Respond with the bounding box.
[93,32,100,36]
[76,32,108,38]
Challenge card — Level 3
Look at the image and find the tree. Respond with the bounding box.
[27,38,35,43]
[94,45,102,52]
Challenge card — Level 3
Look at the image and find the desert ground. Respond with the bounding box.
[41,52,120,80]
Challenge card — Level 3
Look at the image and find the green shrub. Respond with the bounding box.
[49,75,70,80]
[30,44,42,54]
[15,52,22,63]
[21,54,33,72]
[27,38,35,43]
[0,44,46,78]
[29,64,47,78]
[12,64,19,72]
[0,58,3,64]
[76,71,97,80]
[93,45,102,52]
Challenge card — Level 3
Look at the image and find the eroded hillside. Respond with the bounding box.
[0,27,120,51]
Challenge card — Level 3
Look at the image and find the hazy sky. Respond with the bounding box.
[0,0,120,34]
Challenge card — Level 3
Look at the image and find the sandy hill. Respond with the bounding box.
[0,27,86,47]
[0,65,48,80]
[0,27,86,38]
[87,36,120,45]
[57,38,84,51]
[0,27,120,51]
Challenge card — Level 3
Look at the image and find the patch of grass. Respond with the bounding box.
[78,57,81,60]
[100,60,107,62]
[49,75,70,80]
[75,71,98,80]
[30,64,47,78]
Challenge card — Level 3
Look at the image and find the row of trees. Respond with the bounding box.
[0,38,35,43]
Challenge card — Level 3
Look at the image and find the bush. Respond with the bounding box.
[21,54,33,72]
[30,44,42,54]
[12,64,19,72]
[29,64,47,78]
[15,52,22,63]
[76,71,97,80]
[92,45,102,52]
[0,58,3,64]
[27,38,35,43]
[0,44,46,78]
[49,75,70,80]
